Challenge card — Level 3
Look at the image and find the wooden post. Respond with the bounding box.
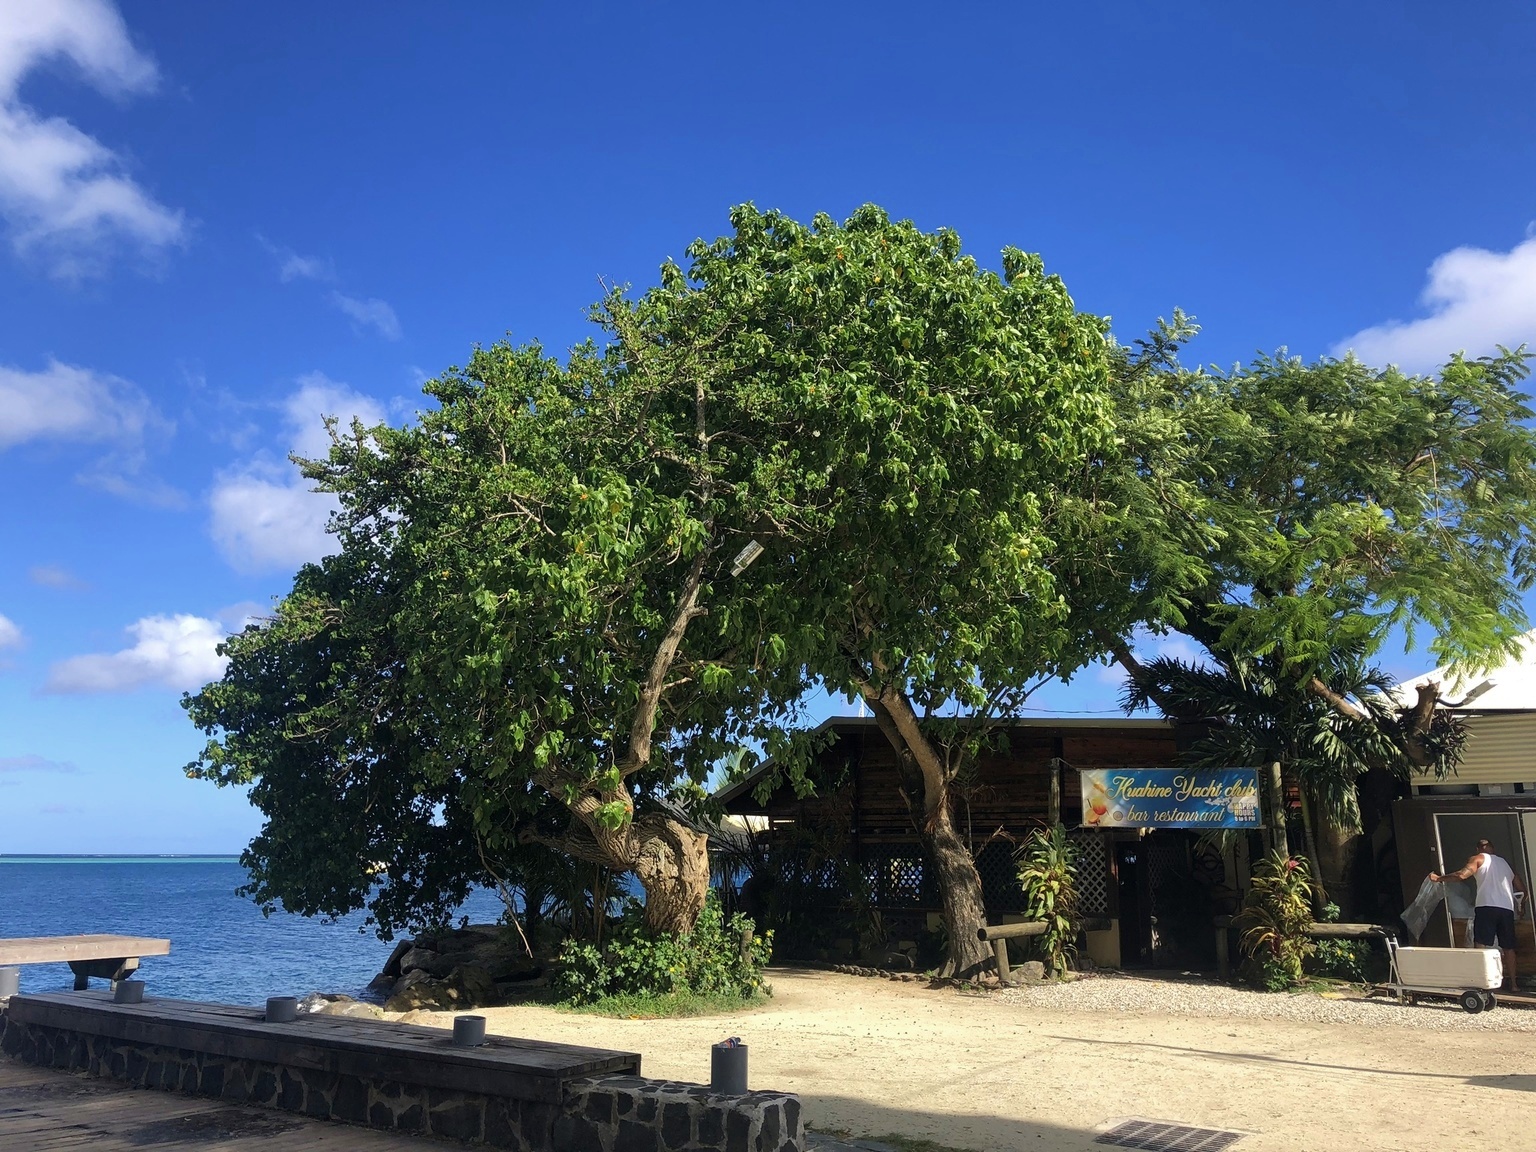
[976,921,1047,984]
[1213,915,1231,980]
[1266,761,1289,858]
[1048,758,1062,828]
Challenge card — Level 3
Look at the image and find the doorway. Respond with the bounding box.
[1431,811,1536,969]
[1116,842,1152,966]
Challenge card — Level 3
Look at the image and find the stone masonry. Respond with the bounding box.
[0,1003,801,1152]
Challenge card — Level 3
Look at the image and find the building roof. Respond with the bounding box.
[1388,627,1536,712]
[711,713,1173,807]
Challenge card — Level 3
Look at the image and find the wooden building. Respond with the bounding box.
[717,716,1243,969]
[1387,630,1536,970]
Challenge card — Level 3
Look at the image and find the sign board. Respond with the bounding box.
[1079,768,1261,829]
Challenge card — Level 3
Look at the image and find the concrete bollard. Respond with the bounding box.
[113,980,145,1004]
[710,1039,748,1095]
[453,1015,487,1047]
[0,967,18,999]
[265,996,298,1023]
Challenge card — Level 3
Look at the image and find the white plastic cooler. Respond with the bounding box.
[1393,945,1502,991]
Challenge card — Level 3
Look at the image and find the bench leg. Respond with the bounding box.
[67,957,140,991]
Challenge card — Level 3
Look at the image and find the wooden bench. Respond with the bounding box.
[0,935,171,990]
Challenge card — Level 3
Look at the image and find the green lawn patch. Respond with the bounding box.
[554,989,770,1019]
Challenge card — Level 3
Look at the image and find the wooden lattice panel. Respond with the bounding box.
[1071,830,1111,916]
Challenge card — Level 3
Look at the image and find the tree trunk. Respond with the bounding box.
[1265,761,1290,859]
[1297,786,1326,914]
[926,796,994,979]
[858,680,994,979]
[629,815,712,937]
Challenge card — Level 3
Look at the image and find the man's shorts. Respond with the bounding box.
[1473,905,1517,950]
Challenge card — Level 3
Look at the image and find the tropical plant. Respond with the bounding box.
[1305,901,1381,983]
[1015,825,1079,978]
[553,892,771,1005]
[1122,638,1467,908]
[1235,852,1317,991]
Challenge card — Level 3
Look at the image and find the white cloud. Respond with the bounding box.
[29,564,88,590]
[0,359,152,448]
[0,613,21,649]
[330,292,401,340]
[257,235,334,283]
[1333,233,1536,374]
[208,374,388,573]
[45,613,228,693]
[1094,627,1211,687]
[0,0,185,277]
[0,754,76,774]
[0,358,179,502]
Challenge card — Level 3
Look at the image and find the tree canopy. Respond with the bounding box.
[186,204,1131,964]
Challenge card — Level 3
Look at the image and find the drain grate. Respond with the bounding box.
[1095,1119,1244,1151]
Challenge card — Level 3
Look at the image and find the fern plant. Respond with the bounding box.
[1234,851,1317,990]
[1015,824,1079,978]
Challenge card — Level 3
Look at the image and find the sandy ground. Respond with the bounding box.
[400,969,1536,1152]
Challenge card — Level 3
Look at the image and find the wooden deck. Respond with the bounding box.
[0,936,171,966]
[0,1058,428,1149]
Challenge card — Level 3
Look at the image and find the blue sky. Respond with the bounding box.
[2,1,1534,853]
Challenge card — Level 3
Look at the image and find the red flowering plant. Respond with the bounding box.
[1235,851,1318,991]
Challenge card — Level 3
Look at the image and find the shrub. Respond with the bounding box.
[554,892,772,1005]
[1015,824,1079,978]
[1304,901,1384,983]
[1235,852,1317,991]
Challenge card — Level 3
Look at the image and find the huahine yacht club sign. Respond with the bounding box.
[1079,768,1262,829]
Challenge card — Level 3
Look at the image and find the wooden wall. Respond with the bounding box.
[728,720,1179,836]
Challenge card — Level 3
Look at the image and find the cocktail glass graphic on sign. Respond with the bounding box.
[1079,769,1261,829]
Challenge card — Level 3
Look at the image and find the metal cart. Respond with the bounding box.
[1379,934,1503,1013]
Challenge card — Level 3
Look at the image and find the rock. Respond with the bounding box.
[1012,961,1046,985]
[296,992,355,1014]
[397,946,441,975]
[366,972,396,994]
[314,1000,386,1020]
[380,939,413,981]
[494,975,547,999]
[390,969,434,997]
[385,977,459,1012]
[395,1009,446,1026]
[448,964,497,1007]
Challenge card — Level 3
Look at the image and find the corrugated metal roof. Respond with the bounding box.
[1390,628,1536,711]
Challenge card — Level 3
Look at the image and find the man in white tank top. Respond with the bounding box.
[1431,838,1526,990]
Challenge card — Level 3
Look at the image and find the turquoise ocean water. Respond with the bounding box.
[0,856,503,1005]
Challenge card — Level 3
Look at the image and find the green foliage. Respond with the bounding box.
[1304,901,1384,983]
[1122,346,1536,675]
[1235,852,1317,991]
[553,894,771,1005]
[1111,343,1536,854]
[1014,825,1079,978]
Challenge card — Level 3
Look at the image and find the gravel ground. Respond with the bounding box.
[995,968,1536,1031]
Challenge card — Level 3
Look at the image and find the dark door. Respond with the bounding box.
[1117,842,1153,966]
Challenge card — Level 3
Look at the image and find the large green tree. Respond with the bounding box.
[642,206,1121,975]
[1106,345,1536,902]
[187,205,1130,969]
[187,308,814,936]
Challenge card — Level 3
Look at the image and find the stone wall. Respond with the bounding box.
[0,1005,800,1152]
